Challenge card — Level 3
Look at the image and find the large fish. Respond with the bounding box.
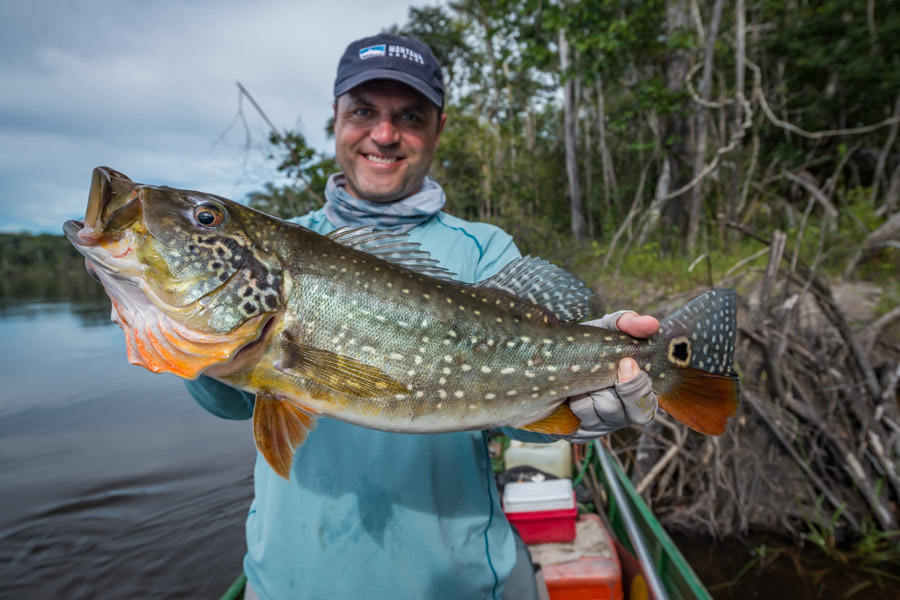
[64,167,740,478]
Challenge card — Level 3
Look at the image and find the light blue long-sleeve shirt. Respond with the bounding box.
[185,209,554,599]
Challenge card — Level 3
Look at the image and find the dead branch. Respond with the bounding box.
[235,82,324,207]
[746,60,900,139]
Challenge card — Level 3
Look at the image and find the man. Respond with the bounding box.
[187,33,659,600]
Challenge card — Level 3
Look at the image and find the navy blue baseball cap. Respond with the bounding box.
[333,33,444,108]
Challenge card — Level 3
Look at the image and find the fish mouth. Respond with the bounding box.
[64,167,143,249]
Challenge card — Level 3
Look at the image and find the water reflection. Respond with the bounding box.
[0,296,255,598]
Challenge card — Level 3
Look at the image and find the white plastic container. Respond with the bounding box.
[504,439,573,479]
[502,478,576,513]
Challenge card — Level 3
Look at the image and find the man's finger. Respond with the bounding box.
[617,357,639,383]
[616,313,660,338]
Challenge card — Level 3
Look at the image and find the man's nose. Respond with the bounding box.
[370,116,400,145]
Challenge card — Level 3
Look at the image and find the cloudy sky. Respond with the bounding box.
[1,0,425,233]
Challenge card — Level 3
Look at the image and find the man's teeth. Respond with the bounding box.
[366,155,399,164]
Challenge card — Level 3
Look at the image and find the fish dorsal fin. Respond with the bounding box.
[327,226,456,280]
[253,392,319,479]
[275,335,409,398]
[475,256,594,323]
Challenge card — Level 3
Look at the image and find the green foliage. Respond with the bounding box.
[248,129,337,218]
[0,233,106,302]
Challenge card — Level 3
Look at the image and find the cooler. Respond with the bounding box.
[502,479,577,544]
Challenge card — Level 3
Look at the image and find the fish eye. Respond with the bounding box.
[194,205,225,228]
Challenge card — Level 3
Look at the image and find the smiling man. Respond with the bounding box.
[186,33,659,600]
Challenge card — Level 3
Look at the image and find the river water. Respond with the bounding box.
[1,297,894,599]
[0,298,255,598]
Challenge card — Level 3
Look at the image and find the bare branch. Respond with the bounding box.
[746,61,900,139]
[235,82,325,207]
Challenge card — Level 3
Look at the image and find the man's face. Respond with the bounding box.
[333,79,446,203]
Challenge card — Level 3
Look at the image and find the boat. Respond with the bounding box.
[219,439,709,600]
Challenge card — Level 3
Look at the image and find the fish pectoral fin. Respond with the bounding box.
[520,403,581,435]
[275,337,408,398]
[658,368,740,436]
[252,391,319,479]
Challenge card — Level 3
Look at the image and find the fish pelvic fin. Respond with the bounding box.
[252,392,320,479]
[658,289,741,435]
[520,403,581,435]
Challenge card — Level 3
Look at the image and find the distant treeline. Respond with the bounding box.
[0,233,106,302]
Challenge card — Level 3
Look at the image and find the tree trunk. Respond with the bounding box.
[687,0,724,250]
[662,0,693,248]
[559,27,587,242]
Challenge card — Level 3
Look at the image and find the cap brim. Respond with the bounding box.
[334,69,443,108]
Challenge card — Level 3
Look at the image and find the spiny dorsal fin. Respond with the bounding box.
[475,256,594,323]
[327,226,455,280]
[252,392,319,479]
[275,335,409,398]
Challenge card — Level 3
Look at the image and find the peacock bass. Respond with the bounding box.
[64,167,740,478]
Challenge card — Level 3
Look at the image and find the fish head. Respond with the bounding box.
[63,167,285,378]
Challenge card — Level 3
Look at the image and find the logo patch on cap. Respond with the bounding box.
[359,44,386,60]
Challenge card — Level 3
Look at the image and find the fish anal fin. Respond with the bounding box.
[658,368,740,436]
[252,392,319,479]
[520,403,581,435]
[276,337,408,398]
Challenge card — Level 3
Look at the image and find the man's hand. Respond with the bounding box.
[562,310,660,442]
[614,311,659,384]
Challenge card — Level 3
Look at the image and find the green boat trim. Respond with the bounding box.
[595,440,711,600]
[220,573,246,600]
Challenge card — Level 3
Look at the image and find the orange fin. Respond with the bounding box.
[658,368,740,435]
[252,392,319,479]
[520,403,581,435]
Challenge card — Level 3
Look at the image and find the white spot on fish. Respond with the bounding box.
[501,367,515,374]
[481,366,492,374]
[390,353,404,360]
[485,393,496,400]
[507,390,518,396]
[454,390,464,398]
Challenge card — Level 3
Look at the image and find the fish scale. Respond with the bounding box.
[65,167,741,479]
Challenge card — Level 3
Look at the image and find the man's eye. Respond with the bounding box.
[354,108,371,117]
[401,112,422,122]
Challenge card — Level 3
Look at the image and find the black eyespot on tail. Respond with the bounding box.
[672,341,689,361]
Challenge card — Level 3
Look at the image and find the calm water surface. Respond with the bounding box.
[0,299,255,599]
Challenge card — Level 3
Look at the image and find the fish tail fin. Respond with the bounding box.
[252,392,320,479]
[657,289,740,435]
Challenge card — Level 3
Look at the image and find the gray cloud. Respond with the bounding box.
[0,0,421,232]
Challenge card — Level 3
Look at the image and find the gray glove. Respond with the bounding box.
[562,311,658,442]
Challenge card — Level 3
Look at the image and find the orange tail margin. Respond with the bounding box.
[658,367,739,435]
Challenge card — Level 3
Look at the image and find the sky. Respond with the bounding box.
[0,0,426,233]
